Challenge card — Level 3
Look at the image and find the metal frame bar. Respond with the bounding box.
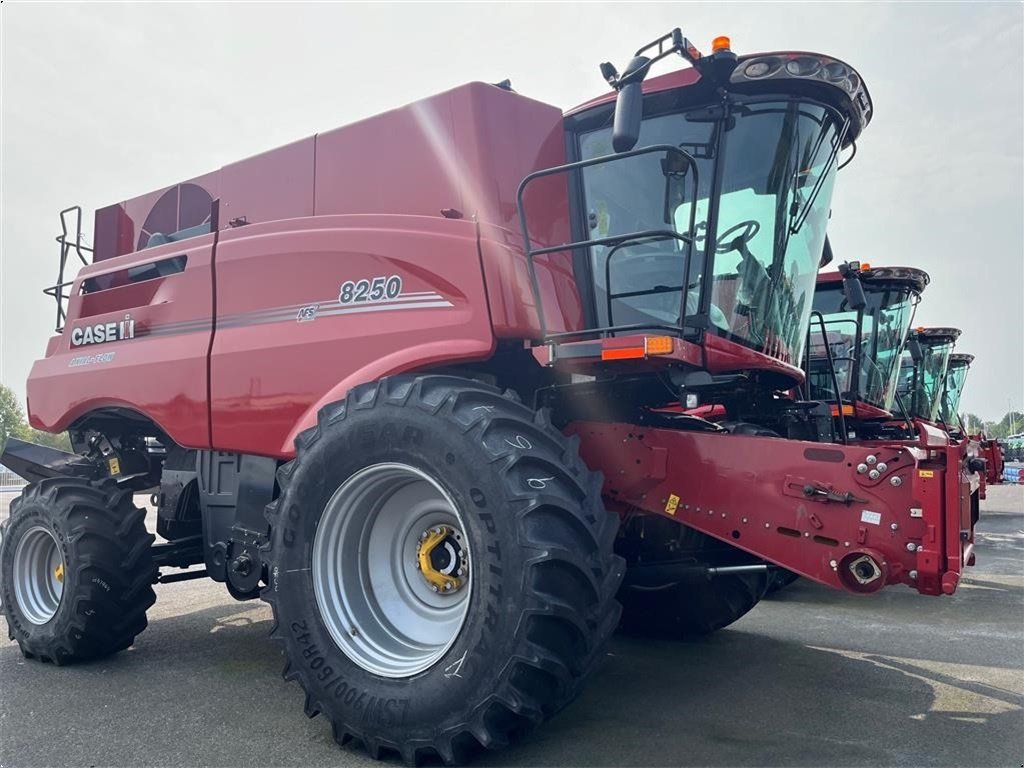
[516,144,698,342]
[808,310,848,443]
[43,206,93,332]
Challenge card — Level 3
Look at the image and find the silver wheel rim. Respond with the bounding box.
[312,462,472,678]
[13,526,65,625]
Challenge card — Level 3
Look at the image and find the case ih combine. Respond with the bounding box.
[939,355,1008,486]
[804,262,928,439]
[0,30,980,763]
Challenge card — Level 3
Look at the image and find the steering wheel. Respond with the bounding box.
[715,220,761,254]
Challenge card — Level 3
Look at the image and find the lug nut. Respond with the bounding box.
[909,570,918,580]
[456,567,465,576]
[857,463,868,474]
[877,462,887,473]
[906,542,917,552]
[868,469,880,480]
[890,476,902,487]
[866,455,877,465]
[890,523,899,531]
[445,581,454,591]
[431,585,439,593]
[420,531,429,541]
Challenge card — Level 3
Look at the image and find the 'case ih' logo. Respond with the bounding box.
[71,314,136,347]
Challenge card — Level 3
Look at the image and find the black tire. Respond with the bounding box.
[0,478,156,663]
[618,525,767,637]
[262,375,623,764]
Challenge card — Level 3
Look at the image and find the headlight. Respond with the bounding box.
[786,56,821,77]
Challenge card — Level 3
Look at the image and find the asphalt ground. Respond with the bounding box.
[1,484,1021,767]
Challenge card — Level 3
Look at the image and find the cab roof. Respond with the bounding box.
[818,265,930,295]
[567,50,872,144]
[916,327,962,344]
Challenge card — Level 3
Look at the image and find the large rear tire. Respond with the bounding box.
[0,478,156,663]
[617,521,767,637]
[262,375,623,764]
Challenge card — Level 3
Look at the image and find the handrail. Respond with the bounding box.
[46,206,93,332]
[516,143,699,341]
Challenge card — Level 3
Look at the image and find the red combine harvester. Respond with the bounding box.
[804,261,929,440]
[941,354,1007,486]
[0,30,976,763]
[940,353,973,432]
[766,260,929,592]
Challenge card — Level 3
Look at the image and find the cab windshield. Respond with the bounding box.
[897,341,955,422]
[807,285,915,411]
[578,97,844,365]
[940,362,970,424]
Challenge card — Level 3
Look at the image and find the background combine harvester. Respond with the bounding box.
[941,355,1010,486]
[767,259,931,591]
[0,29,981,763]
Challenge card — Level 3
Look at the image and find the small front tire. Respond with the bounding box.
[0,478,156,663]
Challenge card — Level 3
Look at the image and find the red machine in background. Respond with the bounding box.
[0,30,982,763]
[939,354,1007,486]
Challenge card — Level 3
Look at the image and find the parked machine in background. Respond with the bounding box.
[0,30,981,763]
[896,327,961,426]
[940,353,973,434]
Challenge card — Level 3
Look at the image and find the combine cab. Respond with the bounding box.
[0,29,978,763]
[940,353,973,430]
[805,262,928,437]
[896,327,961,425]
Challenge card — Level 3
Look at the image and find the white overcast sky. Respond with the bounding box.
[2,2,1022,422]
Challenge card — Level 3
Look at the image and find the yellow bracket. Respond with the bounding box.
[54,563,65,583]
[417,526,463,591]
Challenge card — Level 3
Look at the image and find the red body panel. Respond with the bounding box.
[570,422,973,596]
[210,215,495,456]
[28,235,216,448]
[976,438,1005,485]
[29,83,578,452]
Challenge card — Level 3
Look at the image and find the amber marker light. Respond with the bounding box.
[645,336,675,356]
[599,336,675,361]
[712,36,732,52]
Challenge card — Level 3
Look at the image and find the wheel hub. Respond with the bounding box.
[415,525,468,593]
[312,463,473,678]
[12,525,65,625]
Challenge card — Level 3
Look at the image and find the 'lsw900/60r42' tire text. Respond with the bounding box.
[262,375,623,764]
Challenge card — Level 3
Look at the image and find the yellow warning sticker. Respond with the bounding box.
[108,457,121,475]
[665,494,680,515]
[918,470,934,478]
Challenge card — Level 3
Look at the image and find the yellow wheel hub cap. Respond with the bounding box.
[415,525,468,593]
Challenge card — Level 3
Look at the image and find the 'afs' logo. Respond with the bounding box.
[71,314,136,347]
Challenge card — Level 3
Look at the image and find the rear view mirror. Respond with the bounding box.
[612,56,650,153]
[907,335,924,362]
[837,262,867,310]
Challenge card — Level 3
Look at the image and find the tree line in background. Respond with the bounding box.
[0,383,72,453]
[961,411,1023,439]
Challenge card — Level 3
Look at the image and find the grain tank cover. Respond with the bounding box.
[91,83,565,262]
